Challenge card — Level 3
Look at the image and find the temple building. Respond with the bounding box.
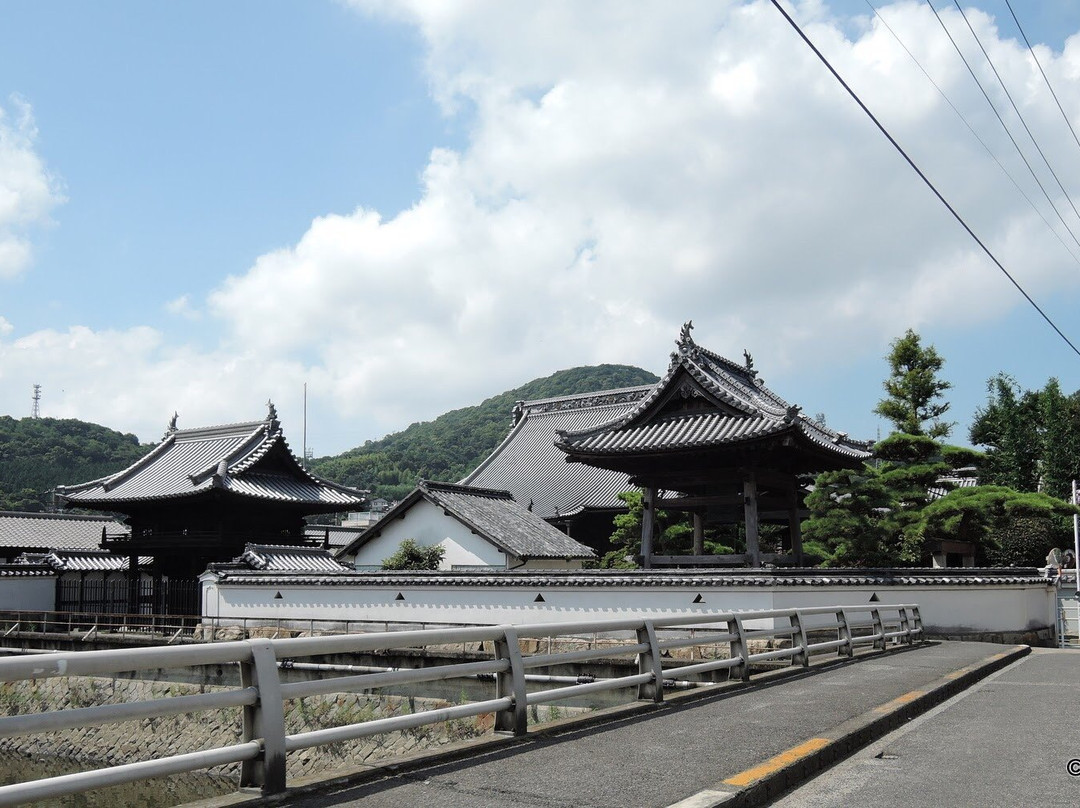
[460,386,654,549]
[554,322,873,567]
[55,403,366,615]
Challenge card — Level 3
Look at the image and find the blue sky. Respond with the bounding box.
[2,0,1080,458]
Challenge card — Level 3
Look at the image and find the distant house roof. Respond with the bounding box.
[556,323,872,471]
[14,549,150,572]
[929,467,980,501]
[340,481,597,561]
[460,386,653,520]
[56,405,366,513]
[0,511,125,552]
[303,524,367,552]
[211,543,353,574]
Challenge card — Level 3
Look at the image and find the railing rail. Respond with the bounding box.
[0,603,922,805]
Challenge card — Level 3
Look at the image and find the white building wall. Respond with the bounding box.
[0,577,56,611]
[352,499,507,570]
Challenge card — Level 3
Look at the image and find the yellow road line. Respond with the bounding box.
[872,689,925,713]
[722,737,831,787]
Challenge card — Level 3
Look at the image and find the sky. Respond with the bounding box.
[3,1,1080,460]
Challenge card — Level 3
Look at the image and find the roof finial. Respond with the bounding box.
[743,349,754,372]
[267,399,278,421]
[167,412,178,433]
[678,320,694,348]
[676,320,699,359]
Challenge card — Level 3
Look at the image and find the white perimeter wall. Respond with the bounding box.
[0,577,56,611]
[201,576,1056,634]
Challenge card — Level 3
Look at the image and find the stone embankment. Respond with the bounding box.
[0,676,493,781]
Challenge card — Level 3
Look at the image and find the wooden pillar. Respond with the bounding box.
[743,475,761,567]
[693,512,705,556]
[641,487,656,569]
[127,554,139,614]
[788,487,804,565]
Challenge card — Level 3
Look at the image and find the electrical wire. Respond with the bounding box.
[1004,0,1080,157]
[862,0,1080,266]
[925,0,1080,253]
[951,0,1080,232]
[767,0,1080,359]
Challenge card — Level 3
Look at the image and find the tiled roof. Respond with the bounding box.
[556,322,872,463]
[929,468,980,501]
[234,543,352,573]
[0,511,125,551]
[303,524,367,551]
[461,387,653,519]
[341,481,597,561]
[207,567,1049,588]
[56,406,366,510]
[15,549,150,571]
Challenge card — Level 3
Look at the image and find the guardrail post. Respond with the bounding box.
[494,626,528,736]
[239,639,287,795]
[636,621,664,702]
[898,606,912,644]
[871,608,885,651]
[729,616,750,682]
[789,611,809,668]
[836,608,854,658]
[910,605,923,640]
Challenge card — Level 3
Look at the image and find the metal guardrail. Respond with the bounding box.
[0,603,922,805]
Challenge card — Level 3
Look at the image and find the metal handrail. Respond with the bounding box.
[0,603,922,805]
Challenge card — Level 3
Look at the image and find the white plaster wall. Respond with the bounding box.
[772,584,1055,635]
[352,499,506,570]
[0,577,56,611]
[202,576,1054,635]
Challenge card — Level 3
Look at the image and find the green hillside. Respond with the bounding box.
[0,416,150,511]
[308,364,658,501]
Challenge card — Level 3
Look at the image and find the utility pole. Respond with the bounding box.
[31,384,41,418]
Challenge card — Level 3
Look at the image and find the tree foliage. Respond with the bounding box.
[971,374,1080,500]
[381,539,445,571]
[874,329,953,439]
[309,364,659,501]
[0,416,150,511]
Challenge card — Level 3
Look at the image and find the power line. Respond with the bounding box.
[925,0,1080,254]
[1004,0,1080,157]
[950,1,1080,234]
[768,0,1080,359]
[862,0,1080,267]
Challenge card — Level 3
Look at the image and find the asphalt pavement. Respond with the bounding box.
[767,647,1080,808]
[197,640,1031,808]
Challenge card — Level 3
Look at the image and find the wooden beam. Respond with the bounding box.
[693,512,704,556]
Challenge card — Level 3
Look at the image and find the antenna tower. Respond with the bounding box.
[31,384,41,419]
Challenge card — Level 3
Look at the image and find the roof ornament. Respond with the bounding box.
[167,412,178,434]
[512,400,526,426]
[676,320,700,361]
[785,404,801,422]
[743,350,756,376]
[266,399,279,429]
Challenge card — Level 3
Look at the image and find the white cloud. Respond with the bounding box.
[165,294,201,320]
[0,95,64,279]
[206,2,1080,436]
[6,1,1080,452]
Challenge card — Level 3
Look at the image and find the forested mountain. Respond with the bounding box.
[308,364,658,501]
[0,417,150,511]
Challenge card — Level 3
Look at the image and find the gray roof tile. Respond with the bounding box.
[0,511,125,551]
[57,411,365,510]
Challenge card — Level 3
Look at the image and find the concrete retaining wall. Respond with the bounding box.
[0,676,494,781]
